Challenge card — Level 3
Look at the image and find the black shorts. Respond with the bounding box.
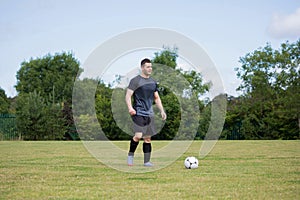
[132,115,156,136]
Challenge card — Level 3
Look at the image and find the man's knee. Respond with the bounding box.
[133,132,143,141]
[143,136,151,143]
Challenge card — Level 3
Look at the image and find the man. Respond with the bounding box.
[125,58,167,167]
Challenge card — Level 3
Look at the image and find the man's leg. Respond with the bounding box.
[127,132,142,166]
[143,116,156,166]
[143,136,153,166]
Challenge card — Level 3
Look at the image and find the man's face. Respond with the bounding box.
[142,62,152,76]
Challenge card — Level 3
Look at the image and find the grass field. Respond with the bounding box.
[0,140,299,199]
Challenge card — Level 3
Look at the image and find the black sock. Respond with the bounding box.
[143,143,152,163]
[128,138,139,156]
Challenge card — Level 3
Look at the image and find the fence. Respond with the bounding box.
[0,114,19,140]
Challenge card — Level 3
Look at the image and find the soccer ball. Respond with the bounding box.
[184,156,199,169]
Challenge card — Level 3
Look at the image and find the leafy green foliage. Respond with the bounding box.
[151,48,210,140]
[228,39,300,139]
[0,87,9,114]
[16,52,81,103]
[152,47,178,69]
[75,114,101,140]
[15,52,82,140]
[16,91,66,140]
[95,81,129,140]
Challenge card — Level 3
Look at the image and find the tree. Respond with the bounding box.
[16,91,66,140]
[75,114,101,140]
[152,47,178,69]
[16,52,82,103]
[274,40,300,138]
[234,40,300,139]
[0,87,9,114]
[151,47,210,140]
[73,78,130,140]
[15,52,82,140]
[95,80,126,140]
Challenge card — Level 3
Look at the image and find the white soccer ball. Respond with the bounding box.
[184,156,199,169]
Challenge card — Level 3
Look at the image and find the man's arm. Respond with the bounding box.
[125,88,136,116]
[154,91,167,120]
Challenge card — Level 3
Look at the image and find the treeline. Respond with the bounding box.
[224,40,299,139]
[0,40,299,140]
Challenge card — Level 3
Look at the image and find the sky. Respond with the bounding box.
[0,0,299,97]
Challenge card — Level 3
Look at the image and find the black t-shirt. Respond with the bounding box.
[128,75,158,117]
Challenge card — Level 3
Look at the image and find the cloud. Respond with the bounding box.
[267,7,300,39]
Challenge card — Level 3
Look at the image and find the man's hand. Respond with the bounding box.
[129,108,136,116]
[161,111,167,120]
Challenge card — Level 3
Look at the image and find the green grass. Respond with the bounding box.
[0,140,299,199]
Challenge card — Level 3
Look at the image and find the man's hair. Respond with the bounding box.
[141,58,151,66]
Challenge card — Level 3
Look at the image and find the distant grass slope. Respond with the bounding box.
[0,140,299,199]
